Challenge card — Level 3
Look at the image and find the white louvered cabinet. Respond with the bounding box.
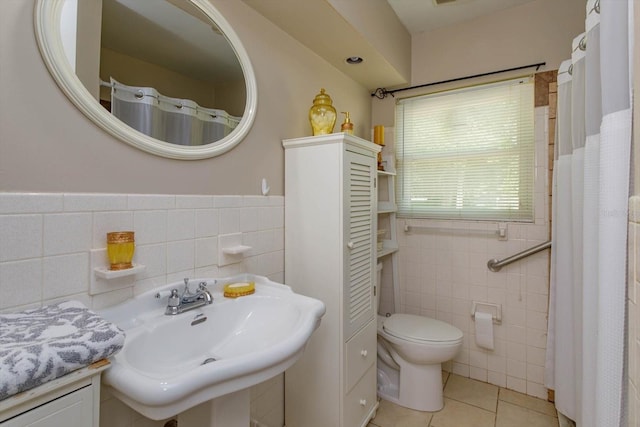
[283,134,380,427]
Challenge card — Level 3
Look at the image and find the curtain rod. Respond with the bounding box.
[371,61,546,99]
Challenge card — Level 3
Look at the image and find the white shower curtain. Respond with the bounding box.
[109,78,240,146]
[545,1,632,426]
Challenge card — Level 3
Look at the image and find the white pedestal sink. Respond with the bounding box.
[178,390,249,427]
[98,274,325,425]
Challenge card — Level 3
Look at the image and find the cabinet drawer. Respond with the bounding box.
[344,365,377,427]
[1,386,93,427]
[345,320,376,392]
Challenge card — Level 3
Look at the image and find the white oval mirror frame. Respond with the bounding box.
[34,0,257,160]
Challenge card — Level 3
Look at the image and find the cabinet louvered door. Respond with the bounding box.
[344,149,376,339]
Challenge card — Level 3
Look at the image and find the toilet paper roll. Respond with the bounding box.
[474,311,494,350]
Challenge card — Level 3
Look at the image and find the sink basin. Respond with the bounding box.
[98,274,325,421]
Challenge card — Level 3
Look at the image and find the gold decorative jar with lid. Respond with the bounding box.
[309,88,337,135]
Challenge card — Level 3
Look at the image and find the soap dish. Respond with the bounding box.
[223,282,256,298]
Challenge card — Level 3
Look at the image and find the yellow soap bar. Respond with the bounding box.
[223,282,255,298]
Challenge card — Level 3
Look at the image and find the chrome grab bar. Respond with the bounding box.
[487,240,551,272]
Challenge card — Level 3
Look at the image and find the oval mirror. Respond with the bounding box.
[34,0,257,160]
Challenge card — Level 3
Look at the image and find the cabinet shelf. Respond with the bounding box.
[377,243,399,259]
[376,152,400,315]
[378,202,397,213]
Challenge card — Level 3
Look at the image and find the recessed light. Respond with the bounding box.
[345,56,363,65]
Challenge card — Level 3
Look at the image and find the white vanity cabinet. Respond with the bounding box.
[0,362,108,427]
[283,134,380,427]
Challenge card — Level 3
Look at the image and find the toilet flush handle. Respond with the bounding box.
[360,349,368,357]
[359,399,367,406]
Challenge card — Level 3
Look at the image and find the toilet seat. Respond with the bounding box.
[382,313,463,344]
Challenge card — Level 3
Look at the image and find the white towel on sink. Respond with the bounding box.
[0,300,125,400]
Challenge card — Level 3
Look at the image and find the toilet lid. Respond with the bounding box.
[383,314,463,343]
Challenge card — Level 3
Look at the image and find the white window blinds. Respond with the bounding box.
[395,77,535,221]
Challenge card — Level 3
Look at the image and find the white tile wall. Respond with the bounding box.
[0,192,285,427]
[390,107,550,400]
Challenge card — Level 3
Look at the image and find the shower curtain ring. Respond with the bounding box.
[594,0,600,14]
[579,37,587,51]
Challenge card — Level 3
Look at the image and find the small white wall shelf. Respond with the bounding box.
[218,233,252,266]
[222,245,252,255]
[93,264,145,280]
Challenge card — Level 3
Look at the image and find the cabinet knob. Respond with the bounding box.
[347,241,354,249]
[359,399,367,406]
[360,350,368,357]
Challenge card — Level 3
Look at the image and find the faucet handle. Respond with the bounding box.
[168,289,180,307]
[198,281,208,291]
[182,278,194,297]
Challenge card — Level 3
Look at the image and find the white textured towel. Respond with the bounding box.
[0,300,125,400]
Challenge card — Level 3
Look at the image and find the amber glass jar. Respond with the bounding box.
[309,88,337,135]
[107,231,135,270]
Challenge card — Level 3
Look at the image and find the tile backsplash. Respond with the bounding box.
[0,192,285,427]
[0,192,284,312]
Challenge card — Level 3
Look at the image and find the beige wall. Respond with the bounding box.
[0,0,372,196]
[99,47,222,109]
[372,0,584,127]
[75,0,102,100]
[215,78,247,119]
[410,0,584,86]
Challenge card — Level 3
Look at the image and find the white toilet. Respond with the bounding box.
[376,263,463,412]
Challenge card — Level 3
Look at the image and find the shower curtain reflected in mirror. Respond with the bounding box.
[545,1,632,427]
[108,78,240,146]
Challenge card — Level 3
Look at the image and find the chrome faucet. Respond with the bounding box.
[164,278,213,315]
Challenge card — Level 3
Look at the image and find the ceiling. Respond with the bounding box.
[242,0,540,90]
[387,0,536,35]
[102,0,541,91]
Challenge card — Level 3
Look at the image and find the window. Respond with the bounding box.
[395,77,535,221]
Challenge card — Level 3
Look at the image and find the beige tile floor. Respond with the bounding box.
[368,372,559,427]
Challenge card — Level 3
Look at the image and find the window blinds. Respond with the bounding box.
[395,77,535,221]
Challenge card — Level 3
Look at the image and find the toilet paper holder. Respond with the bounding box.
[470,302,502,324]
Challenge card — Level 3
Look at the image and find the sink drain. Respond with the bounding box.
[202,357,217,365]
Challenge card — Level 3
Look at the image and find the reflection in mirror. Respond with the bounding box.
[35,0,257,159]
